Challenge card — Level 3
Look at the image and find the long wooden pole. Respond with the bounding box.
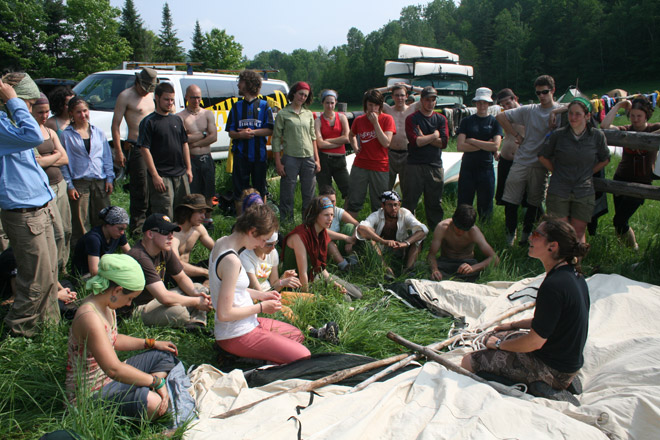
[349,301,536,393]
[387,332,525,398]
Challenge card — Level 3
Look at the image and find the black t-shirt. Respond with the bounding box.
[405,111,447,168]
[138,112,188,177]
[531,264,590,372]
[72,226,128,275]
[456,114,502,167]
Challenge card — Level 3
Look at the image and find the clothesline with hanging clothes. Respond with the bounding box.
[591,91,659,122]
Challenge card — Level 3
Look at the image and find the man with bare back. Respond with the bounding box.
[177,85,217,219]
[427,204,499,282]
[171,194,215,284]
[112,68,157,237]
[376,83,423,194]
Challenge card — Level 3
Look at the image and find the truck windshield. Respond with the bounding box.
[73,74,135,111]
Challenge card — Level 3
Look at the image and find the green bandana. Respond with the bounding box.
[12,73,40,101]
[86,254,145,294]
[571,97,592,114]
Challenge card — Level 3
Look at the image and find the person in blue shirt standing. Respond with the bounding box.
[226,70,274,214]
[60,96,115,249]
[0,72,60,337]
[456,87,503,221]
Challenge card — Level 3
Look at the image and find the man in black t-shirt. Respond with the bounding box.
[402,86,448,231]
[139,82,193,218]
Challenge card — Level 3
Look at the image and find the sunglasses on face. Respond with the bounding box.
[535,89,552,96]
[150,228,173,236]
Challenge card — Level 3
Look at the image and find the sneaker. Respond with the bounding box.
[528,381,581,406]
[338,259,350,271]
[309,321,339,344]
[346,255,358,265]
[505,231,516,247]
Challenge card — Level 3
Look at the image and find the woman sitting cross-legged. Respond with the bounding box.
[283,196,363,301]
[461,218,590,398]
[65,254,179,420]
[210,204,311,365]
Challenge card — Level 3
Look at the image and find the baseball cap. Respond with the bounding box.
[143,213,181,234]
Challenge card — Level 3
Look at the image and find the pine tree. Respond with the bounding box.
[188,20,207,64]
[119,0,144,60]
[155,2,185,62]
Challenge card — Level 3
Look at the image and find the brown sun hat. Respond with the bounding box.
[176,193,213,212]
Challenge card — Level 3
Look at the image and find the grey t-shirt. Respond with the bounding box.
[539,126,610,198]
[505,103,561,167]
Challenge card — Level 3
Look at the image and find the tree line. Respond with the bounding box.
[2,0,658,102]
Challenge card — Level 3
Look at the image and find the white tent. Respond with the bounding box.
[184,274,660,439]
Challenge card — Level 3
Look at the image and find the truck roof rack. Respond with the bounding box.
[121,62,203,74]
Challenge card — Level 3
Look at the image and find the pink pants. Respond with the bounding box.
[217,317,311,365]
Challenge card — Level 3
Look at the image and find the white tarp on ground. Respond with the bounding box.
[184,274,660,440]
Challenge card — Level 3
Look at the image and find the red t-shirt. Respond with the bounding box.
[352,113,396,172]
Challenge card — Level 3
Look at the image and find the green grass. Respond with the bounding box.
[2,102,660,438]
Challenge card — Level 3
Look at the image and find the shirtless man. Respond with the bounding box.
[171,194,214,284]
[177,85,217,224]
[376,83,423,194]
[112,67,157,236]
[427,204,499,282]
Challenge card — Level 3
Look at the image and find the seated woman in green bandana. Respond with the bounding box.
[65,254,179,420]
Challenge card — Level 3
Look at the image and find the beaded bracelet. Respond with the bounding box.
[144,338,155,349]
[150,375,166,391]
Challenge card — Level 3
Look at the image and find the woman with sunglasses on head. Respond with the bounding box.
[283,196,363,301]
[601,96,660,250]
[66,254,179,420]
[210,204,310,365]
[72,206,131,277]
[538,98,610,244]
[314,89,351,201]
[272,81,320,222]
[461,218,590,397]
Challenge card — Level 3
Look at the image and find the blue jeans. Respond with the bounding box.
[457,163,495,220]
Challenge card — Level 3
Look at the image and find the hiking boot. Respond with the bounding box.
[309,321,339,344]
[505,231,516,247]
[528,381,581,406]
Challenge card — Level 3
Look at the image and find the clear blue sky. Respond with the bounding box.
[109,0,415,59]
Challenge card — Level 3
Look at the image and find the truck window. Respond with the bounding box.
[73,74,134,111]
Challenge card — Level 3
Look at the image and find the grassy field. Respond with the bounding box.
[1,105,659,440]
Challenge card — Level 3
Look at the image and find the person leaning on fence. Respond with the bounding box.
[538,98,610,244]
[496,75,561,246]
[0,72,60,337]
[600,96,660,250]
[314,89,351,200]
[65,253,179,420]
[283,196,363,301]
[462,218,590,397]
[272,81,319,222]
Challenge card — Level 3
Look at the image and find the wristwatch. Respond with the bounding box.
[494,338,502,350]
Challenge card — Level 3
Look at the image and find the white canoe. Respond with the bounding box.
[414,62,474,78]
[398,43,460,63]
[384,61,414,77]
